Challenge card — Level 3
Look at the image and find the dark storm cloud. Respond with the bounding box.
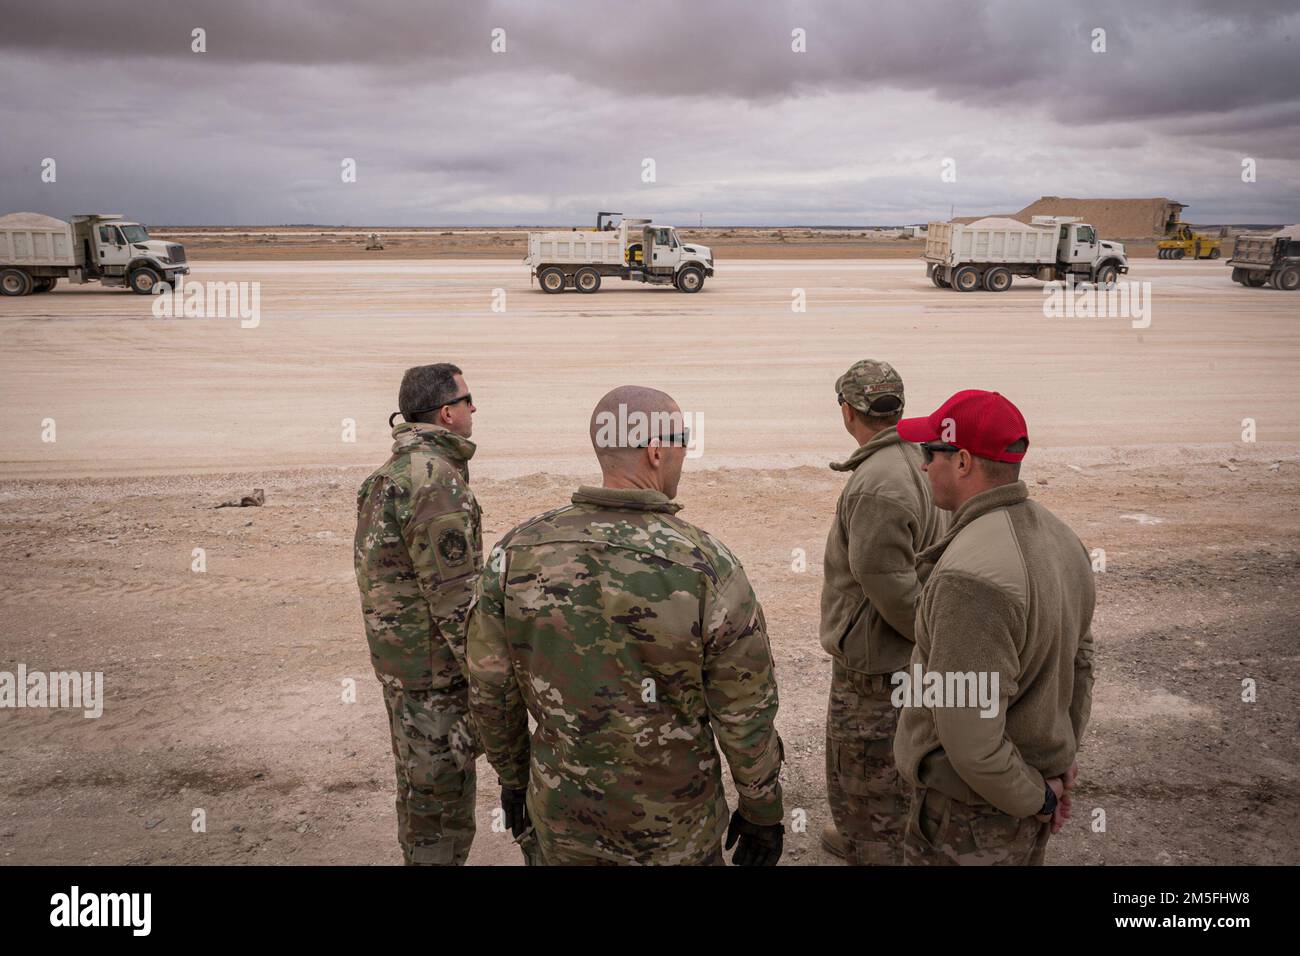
[1,0,1296,225]
[4,0,1298,124]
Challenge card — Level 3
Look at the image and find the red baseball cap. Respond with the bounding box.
[897,389,1030,463]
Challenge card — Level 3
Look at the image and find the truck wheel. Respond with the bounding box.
[1209,247,1221,260]
[1244,272,1267,288]
[538,267,566,294]
[1,268,33,296]
[952,266,981,292]
[1095,264,1119,288]
[676,267,704,293]
[574,268,601,294]
[30,278,52,293]
[129,266,162,294]
[930,270,949,288]
[42,277,58,292]
[983,267,1012,292]
[1275,267,1300,291]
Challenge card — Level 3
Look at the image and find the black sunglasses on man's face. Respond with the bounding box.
[633,428,690,449]
[920,442,961,464]
[388,393,473,428]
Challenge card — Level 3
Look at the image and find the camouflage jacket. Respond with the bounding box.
[354,423,482,690]
[467,485,784,865]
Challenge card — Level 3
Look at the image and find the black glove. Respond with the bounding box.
[724,808,783,866]
[501,786,531,839]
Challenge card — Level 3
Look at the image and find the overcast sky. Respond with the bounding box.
[2,0,1297,226]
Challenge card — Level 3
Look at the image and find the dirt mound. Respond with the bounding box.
[1011,197,1181,239]
[0,212,67,230]
[967,216,1038,230]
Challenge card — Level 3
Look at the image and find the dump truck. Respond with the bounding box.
[923,216,1128,292]
[524,212,713,293]
[0,212,189,296]
[1227,225,1300,290]
[1156,205,1222,259]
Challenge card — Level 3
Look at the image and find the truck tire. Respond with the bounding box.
[1094,264,1119,288]
[1275,267,1300,291]
[983,267,1012,292]
[574,267,601,294]
[1209,247,1221,260]
[1243,272,1268,288]
[952,266,981,292]
[538,267,566,294]
[676,267,704,293]
[1,268,33,296]
[42,277,58,292]
[1231,268,1244,284]
[31,278,52,293]
[930,270,949,288]
[129,266,162,294]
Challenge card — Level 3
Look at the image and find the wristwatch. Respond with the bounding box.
[1037,781,1058,817]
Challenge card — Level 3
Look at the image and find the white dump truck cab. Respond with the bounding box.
[1040,216,1127,275]
[76,215,189,293]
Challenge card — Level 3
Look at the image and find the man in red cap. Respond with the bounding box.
[892,390,1096,865]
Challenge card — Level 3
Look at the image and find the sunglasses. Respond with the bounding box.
[388,393,473,428]
[920,442,961,463]
[633,428,691,448]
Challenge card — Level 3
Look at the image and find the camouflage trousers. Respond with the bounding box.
[381,682,477,866]
[825,661,909,865]
[903,788,1050,866]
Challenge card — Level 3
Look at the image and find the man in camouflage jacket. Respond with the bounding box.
[355,363,483,865]
[468,386,785,865]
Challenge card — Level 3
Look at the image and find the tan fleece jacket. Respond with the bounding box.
[894,481,1097,817]
[818,426,947,674]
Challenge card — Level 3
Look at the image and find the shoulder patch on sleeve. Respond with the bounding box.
[438,526,470,565]
[428,511,477,579]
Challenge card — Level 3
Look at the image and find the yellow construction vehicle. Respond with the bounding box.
[1157,205,1222,259]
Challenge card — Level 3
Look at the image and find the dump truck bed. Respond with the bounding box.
[0,213,79,267]
[924,220,1058,266]
[525,230,625,266]
[1228,234,1279,269]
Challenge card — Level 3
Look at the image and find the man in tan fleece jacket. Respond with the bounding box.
[893,389,1095,865]
[819,360,946,864]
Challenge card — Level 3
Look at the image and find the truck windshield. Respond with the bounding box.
[120,225,150,243]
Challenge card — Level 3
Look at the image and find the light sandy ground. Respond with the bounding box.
[1,257,1297,865]
[3,258,1297,479]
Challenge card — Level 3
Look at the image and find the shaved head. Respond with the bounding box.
[589,385,687,497]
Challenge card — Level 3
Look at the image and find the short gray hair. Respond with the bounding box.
[398,363,462,422]
[975,438,1028,483]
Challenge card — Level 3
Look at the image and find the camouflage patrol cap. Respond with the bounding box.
[835,360,905,417]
